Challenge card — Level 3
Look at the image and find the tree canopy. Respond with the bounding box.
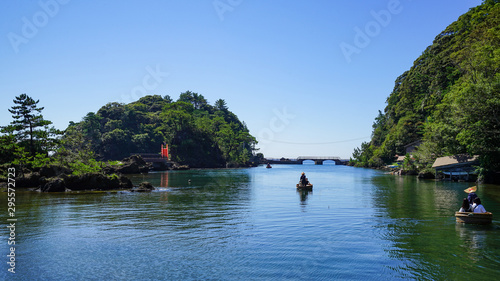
[1,94,60,160]
[66,92,257,167]
[351,0,500,182]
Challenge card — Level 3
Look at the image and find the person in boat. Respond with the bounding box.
[465,186,478,205]
[468,192,478,205]
[300,172,308,186]
[471,197,487,213]
[459,198,471,212]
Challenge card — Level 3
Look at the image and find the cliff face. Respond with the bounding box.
[352,0,500,180]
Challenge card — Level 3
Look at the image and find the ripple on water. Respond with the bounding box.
[5,167,500,280]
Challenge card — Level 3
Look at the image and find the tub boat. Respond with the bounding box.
[455,212,493,224]
[296,183,313,190]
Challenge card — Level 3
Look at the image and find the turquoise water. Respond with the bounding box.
[1,164,500,280]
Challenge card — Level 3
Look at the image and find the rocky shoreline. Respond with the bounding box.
[0,155,193,192]
[1,155,260,192]
[350,163,480,182]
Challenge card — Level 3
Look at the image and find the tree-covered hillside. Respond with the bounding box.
[65,91,257,167]
[351,0,500,182]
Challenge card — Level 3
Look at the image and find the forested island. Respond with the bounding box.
[0,92,260,191]
[67,92,258,167]
[350,0,500,183]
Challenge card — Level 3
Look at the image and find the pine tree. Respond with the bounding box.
[4,94,56,157]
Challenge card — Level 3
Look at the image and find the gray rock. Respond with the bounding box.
[41,178,66,192]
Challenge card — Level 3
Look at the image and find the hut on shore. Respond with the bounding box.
[432,154,479,181]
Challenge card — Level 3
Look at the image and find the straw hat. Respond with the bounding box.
[464,186,477,193]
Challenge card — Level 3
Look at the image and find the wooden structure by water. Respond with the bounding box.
[432,154,479,181]
[130,153,171,170]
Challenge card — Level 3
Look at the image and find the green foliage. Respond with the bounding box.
[37,91,256,169]
[412,141,438,169]
[215,99,228,111]
[67,157,102,175]
[11,146,29,170]
[2,94,61,158]
[29,153,52,169]
[352,1,500,181]
[402,154,416,171]
[0,94,65,178]
[66,92,257,167]
[0,133,18,164]
[107,160,121,166]
[351,141,373,167]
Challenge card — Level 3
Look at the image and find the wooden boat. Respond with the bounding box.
[455,212,493,224]
[296,183,313,190]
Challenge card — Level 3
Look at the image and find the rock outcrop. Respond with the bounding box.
[40,178,66,192]
[131,181,155,192]
[39,173,133,192]
[418,171,435,179]
[105,155,151,174]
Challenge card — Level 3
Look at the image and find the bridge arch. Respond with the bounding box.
[264,157,348,165]
[297,156,342,165]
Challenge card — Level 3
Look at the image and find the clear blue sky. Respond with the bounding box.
[0,0,483,159]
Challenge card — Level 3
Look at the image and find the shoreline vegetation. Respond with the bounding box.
[349,0,500,184]
[0,92,261,192]
[3,2,500,189]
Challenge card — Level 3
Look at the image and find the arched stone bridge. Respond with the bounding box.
[266,156,348,165]
[297,156,345,165]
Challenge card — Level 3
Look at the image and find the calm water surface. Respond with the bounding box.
[2,164,500,280]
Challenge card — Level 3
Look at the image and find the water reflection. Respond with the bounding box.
[455,224,489,253]
[3,166,500,280]
[7,170,254,243]
[297,189,312,210]
[371,174,500,279]
[161,171,169,187]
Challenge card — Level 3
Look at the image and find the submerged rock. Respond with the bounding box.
[131,181,155,192]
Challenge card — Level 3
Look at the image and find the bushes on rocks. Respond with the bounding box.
[39,173,133,192]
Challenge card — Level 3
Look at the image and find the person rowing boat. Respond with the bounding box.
[297,172,313,190]
[300,172,308,186]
